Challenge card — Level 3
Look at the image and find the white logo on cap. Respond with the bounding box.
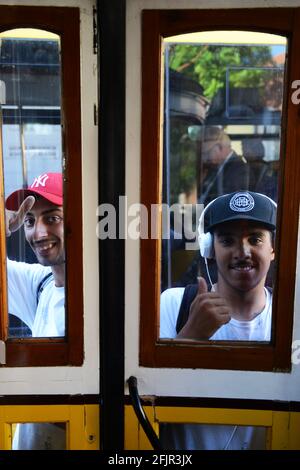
[30,173,49,188]
[229,192,254,212]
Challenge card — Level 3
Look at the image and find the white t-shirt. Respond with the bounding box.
[160,286,272,341]
[159,285,272,450]
[7,259,65,337]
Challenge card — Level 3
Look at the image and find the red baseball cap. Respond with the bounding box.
[5,172,63,210]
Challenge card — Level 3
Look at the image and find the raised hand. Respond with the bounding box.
[176,276,231,340]
[6,196,35,236]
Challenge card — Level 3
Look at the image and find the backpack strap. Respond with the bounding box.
[9,313,32,337]
[36,272,54,304]
[176,284,198,334]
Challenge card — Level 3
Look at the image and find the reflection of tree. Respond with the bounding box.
[168,44,275,100]
[168,119,198,205]
[167,44,281,203]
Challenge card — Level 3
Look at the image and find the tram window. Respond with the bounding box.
[140,9,300,370]
[0,7,83,366]
[159,423,268,450]
[11,422,66,450]
[1,30,64,339]
[160,33,285,341]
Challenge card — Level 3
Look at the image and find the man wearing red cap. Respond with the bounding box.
[6,172,65,338]
[5,172,65,449]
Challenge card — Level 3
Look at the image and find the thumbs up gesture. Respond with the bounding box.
[176,277,231,340]
[5,196,35,237]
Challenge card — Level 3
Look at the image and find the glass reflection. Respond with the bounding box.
[12,422,66,450]
[160,422,268,450]
[0,29,64,338]
[160,31,286,341]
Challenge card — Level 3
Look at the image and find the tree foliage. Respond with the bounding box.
[168,44,275,100]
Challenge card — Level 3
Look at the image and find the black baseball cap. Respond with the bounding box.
[205,191,277,232]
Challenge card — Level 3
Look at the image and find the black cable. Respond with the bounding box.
[127,376,163,451]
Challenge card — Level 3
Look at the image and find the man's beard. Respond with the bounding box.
[35,252,65,267]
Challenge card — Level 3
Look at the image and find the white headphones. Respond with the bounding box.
[198,192,277,260]
[198,197,218,259]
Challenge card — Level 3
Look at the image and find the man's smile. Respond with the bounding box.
[32,239,58,255]
[229,262,255,272]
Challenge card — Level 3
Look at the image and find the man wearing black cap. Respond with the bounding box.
[161,190,276,341]
[160,191,276,449]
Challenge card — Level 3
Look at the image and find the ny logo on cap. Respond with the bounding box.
[229,192,255,212]
[30,174,49,188]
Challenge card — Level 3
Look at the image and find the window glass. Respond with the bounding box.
[160,422,268,450]
[160,31,286,342]
[11,422,66,450]
[0,29,64,338]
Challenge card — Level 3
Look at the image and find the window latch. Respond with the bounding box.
[0,340,6,364]
[93,6,98,55]
[0,80,6,105]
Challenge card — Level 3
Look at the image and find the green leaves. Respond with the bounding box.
[168,44,274,100]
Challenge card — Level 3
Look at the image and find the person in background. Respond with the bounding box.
[198,126,249,205]
[242,138,278,202]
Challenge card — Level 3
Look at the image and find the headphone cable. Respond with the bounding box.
[204,257,215,292]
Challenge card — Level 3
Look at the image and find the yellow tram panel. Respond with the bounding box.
[124,405,300,450]
[0,404,99,450]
